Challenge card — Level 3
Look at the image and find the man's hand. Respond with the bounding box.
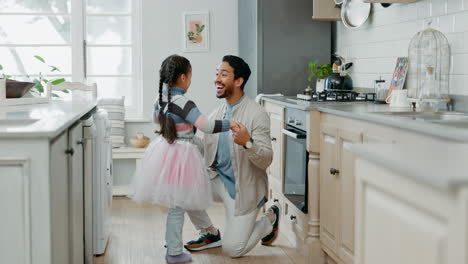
[229,120,240,132]
[232,121,250,146]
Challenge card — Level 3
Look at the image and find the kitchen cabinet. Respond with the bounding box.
[313,0,340,21]
[319,120,362,264]
[0,99,95,264]
[352,143,466,264]
[319,112,460,264]
[263,100,284,192]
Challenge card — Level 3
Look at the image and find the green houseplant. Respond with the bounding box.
[0,55,67,97]
[308,61,333,92]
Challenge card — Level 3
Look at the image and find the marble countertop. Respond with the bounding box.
[351,143,468,190]
[262,96,468,142]
[0,98,97,139]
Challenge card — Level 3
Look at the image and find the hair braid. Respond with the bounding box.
[155,54,191,144]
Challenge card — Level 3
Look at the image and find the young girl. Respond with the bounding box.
[129,54,237,263]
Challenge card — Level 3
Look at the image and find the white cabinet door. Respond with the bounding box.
[320,124,339,253]
[50,131,70,264]
[355,159,450,264]
[337,130,362,264]
[68,122,84,264]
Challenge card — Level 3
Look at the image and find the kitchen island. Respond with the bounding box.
[0,98,96,264]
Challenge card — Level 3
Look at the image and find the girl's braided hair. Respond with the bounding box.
[157,55,191,144]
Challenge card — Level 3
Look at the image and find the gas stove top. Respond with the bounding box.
[295,90,376,103]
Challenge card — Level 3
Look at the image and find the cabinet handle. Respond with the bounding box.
[274,199,279,202]
[65,148,75,156]
[290,215,297,223]
[76,139,84,145]
[330,168,339,175]
[271,137,277,142]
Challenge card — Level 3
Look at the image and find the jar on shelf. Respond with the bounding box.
[407,25,450,109]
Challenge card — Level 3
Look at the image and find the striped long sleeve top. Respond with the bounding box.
[153,86,231,139]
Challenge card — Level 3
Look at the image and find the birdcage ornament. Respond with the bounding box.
[407,23,450,110]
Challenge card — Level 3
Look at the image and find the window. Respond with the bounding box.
[0,0,142,118]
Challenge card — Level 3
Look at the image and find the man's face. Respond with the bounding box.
[214,61,237,99]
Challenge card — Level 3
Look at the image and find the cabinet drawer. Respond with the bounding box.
[280,197,308,250]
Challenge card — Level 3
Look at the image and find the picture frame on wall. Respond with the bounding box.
[183,11,210,53]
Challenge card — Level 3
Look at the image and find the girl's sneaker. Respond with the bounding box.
[165,251,192,263]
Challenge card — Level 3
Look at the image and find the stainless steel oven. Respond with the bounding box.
[282,107,308,213]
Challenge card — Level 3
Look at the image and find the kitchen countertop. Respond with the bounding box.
[262,96,468,142]
[351,143,468,190]
[0,98,97,139]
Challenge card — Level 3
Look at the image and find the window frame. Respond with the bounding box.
[0,0,143,119]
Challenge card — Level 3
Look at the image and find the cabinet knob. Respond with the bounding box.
[290,215,297,223]
[65,148,75,156]
[76,139,84,145]
[271,137,277,142]
[330,168,339,175]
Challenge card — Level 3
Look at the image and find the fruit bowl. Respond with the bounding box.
[6,79,35,98]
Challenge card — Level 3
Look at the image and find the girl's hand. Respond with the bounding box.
[230,120,240,132]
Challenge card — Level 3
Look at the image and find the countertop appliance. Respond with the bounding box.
[239,0,331,97]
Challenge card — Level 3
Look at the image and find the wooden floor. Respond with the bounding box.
[94,197,309,264]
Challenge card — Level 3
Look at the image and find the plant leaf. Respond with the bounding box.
[34,55,45,63]
[33,79,42,87]
[62,89,70,93]
[49,65,60,72]
[0,64,3,70]
[52,92,60,97]
[51,78,65,85]
[4,75,12,79]
[195,24,200,31]
[200,25,205,32]
[43,79,49,83]
[36,86,44,93]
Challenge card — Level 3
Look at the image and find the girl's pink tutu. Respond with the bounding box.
[129,136,212,210]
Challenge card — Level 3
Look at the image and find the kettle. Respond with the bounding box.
[325,62,353,91]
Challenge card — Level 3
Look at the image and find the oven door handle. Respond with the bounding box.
[282,128,306,139]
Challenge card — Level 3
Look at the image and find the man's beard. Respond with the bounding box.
[216,85,233,98]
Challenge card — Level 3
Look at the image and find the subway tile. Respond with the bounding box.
[418,1,432,19]
[438,15,455,33]
[447,0,463,13]
[454,12,468,32]
[431,0,448,16]
[446,32,465,53]
[451,54,468,74]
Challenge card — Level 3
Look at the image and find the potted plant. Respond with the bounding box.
[0,55,66,98]
[308,60,333,93]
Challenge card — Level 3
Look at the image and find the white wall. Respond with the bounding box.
[118,0,238,188]
[141,0,238,119]
[334,0,468,96]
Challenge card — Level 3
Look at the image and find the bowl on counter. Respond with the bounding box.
[6,79,35,98]
[130,132,150,148]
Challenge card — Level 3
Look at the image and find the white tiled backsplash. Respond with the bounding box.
[334,0,468,95]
